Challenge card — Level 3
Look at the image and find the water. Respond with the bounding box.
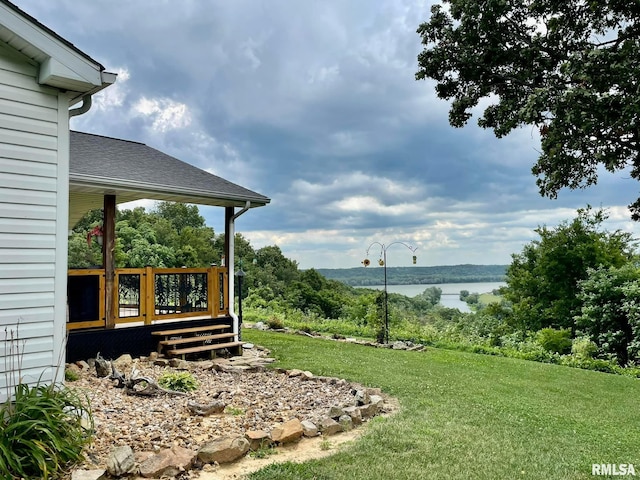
[354,282,505,313]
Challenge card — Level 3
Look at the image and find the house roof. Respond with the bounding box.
[0,0,115,101]
[68,131,270,227]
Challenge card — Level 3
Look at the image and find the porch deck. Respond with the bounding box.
[66,266,240,362]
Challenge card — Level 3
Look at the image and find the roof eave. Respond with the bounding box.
[0,1,113,95]
[69,173,271,208]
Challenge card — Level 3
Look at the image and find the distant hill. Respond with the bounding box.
[317,264,507,286]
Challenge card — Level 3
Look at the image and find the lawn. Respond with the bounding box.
[243,329,640,480]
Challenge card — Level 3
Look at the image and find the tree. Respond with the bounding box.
[575,263,640,366]
[503,207,635,333]
[416,1,640,218]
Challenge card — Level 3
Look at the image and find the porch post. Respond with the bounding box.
[224,207,232,267]
[104,194,116,329]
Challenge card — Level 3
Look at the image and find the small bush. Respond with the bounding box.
[266,316,284,330]
[536,328,572,354]
[65,368,80,382]
[0,383,93,479]
[157,371,198,392]
[571,336,598,360]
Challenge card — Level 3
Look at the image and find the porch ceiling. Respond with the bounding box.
[69,131,270,228]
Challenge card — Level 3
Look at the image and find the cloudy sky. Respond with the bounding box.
[19,0,640,269]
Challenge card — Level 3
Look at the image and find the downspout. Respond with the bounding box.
[228,201,251,343]
[69,94,92,117]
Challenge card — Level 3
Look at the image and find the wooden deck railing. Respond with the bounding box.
[67,266,229,330]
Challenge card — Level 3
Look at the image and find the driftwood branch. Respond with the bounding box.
[101,356,186,397]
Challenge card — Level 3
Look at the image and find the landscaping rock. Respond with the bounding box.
[343,406,363,426]
[106,445,136,477]
[328,405,345,419]
[301,420,319,437]
[169,358,190,370]
[317,416,342,436]
[339,414,353,431]
[245,430,272,450]
[354,389,370,406]
[187,399,226,416]
[359,402,379,419]
[75,360,90,371]
[71,469,108,480]
[271,418,304,444]
[198,436,250,464]
[369,394,385,410]
[112,354,133,372]
[138,445,196,478]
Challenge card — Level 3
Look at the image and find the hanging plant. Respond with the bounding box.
[86,225,103,247]
[362,258,370,267]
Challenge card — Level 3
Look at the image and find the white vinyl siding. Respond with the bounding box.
[0,49,63,399]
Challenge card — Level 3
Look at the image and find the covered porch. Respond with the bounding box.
[66,131,270,361]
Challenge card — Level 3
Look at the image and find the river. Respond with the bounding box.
[354,281,505,313]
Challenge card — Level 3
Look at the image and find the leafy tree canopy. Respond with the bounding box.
[503,207,636,333]
[416,1,640,218]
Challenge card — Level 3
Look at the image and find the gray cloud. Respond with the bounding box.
[18,0,640,268]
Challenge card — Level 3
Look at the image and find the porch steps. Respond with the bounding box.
[152,323,241,359]
[166,341,243,359]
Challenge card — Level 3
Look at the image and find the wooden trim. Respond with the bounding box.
[114,268,145,324]
[103,194,116,328]
[67,266,230,330]
[66,269,105,330]
[144,266,154,325]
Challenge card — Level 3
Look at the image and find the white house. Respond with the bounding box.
[0,2,270,399]
[0,0,115,400]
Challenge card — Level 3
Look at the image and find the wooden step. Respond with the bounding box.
[151,324,228,337]
[158,332,235,347]
[166,341,243,358]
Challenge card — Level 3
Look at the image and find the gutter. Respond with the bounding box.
[69,71,117,117]
[227,201,251,344]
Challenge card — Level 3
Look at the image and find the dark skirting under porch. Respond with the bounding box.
[66,316,234,363]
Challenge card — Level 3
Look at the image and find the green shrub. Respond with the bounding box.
[157,371,198,392]
[0,383,93,479]
[571,336,598,360]
[65,368,80,382]
[536,328,572,354]
[266,316,284,330]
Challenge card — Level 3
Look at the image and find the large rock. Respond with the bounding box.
[328,405,345,419]
[106,445,136,477]
[112,354,133,372]
[187,399,225,416]
[138,445,196,478]
[198,437,250,464]
[71,470,107,480]
[343,406,363,426]
[169,358,190,370]
[245,430,272,450]
[359,402,379,418]
[271,418,303,444]
[354,389,370,406]
[301,420,318,437]
[317,416,342,436]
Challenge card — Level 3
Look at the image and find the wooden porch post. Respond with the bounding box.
[224,207,233,266]
[104,194,117,329]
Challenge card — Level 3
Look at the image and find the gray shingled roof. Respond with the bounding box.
[68,131,269,227]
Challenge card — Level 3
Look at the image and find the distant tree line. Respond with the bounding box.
[317,264,506,286]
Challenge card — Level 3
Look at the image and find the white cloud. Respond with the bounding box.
[132,97,192,132]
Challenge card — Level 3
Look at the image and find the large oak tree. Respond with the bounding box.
[416,1,640,218]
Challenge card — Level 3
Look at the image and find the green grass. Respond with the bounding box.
[243,329,640,480]
[478,292,501,305]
